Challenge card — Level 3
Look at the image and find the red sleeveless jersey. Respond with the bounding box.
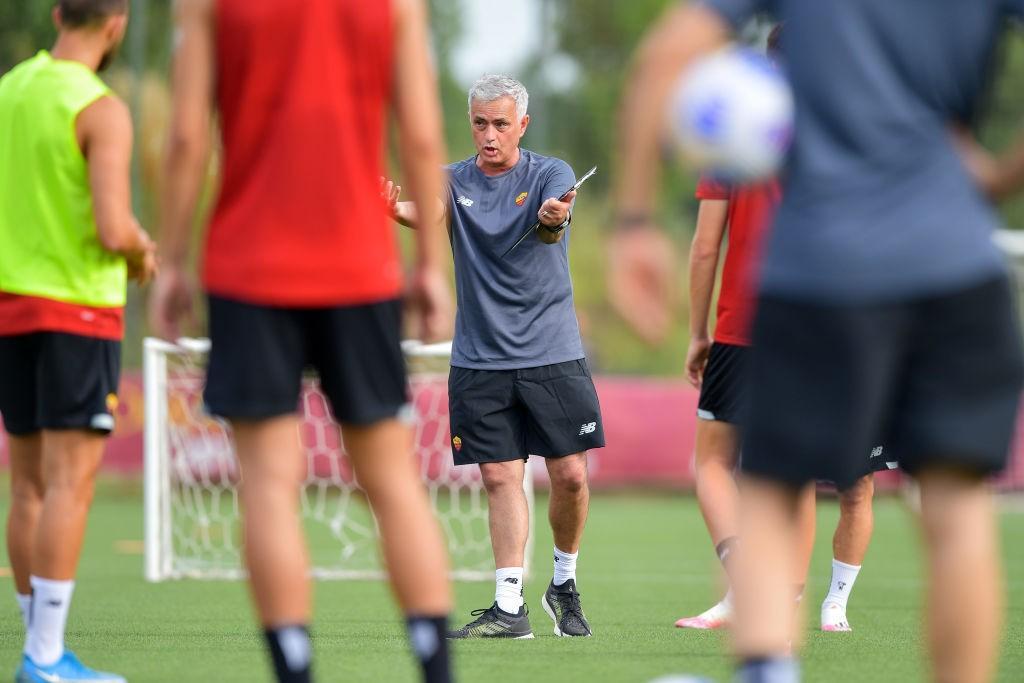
[204,0,401,307]
[695,176,781,347]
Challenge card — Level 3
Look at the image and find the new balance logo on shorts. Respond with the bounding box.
[578,422,597,436]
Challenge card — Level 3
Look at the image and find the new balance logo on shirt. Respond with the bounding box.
[578,422,597,436]
[456,195,474,207]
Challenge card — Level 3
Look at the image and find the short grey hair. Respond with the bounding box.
[468,75,529,120]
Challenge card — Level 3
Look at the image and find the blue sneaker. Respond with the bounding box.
[15,651,126,683]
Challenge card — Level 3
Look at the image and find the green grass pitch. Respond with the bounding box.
[1,489,1022,682]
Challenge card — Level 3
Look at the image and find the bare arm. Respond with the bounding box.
[607,3,731,344]
[613,3,730,222]
[686,199,728,387]
[149,0,214,339]
[392,0,453,340]
[160,0,214,271]
[77,95,155,281]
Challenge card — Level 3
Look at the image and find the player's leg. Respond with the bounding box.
[791,481,816,644]
[6,434,43,628]
[311,299,454,678]
[343,417,453,633]
[675,417,741,630]
[894,278,1023,683]
[11,333,125,683]
[918,467,1000,683]
[481,458,531,609]
[821,473,874,631]
[732,476,803,669]
[737,295,899,682]
[675,418,742,629]
[0,334,43,629]
[446,458,533,639]
[445,361,535,639]
[22,429,108,677]
[204,296,314,683]
[231,416,311,625]
[543,452,592,636]
[517,359,604,637]
[679,343,746,629]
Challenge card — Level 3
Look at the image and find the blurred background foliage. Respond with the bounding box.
[2,1,1024,374]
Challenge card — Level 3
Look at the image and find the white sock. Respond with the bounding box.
[25,576,74,666]
[17,593,32,629]
[552,546,578,586]
[823,558,861,610]
[494,567,524,614]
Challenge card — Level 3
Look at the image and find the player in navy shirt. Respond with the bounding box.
[613,2,1024,681]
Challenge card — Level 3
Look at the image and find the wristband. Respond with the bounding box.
[544,213,571,234]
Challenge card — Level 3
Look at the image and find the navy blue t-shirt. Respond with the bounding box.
[446,150,585,369]
[701,0,1024,303]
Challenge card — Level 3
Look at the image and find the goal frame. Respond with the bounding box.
[143,336,533,582]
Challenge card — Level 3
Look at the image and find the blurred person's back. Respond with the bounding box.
[727,0,1022,303]
[206,0,400,308]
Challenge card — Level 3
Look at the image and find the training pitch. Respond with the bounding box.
[0,488,1021,682]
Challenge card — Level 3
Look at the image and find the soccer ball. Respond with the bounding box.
[669,47,794,181]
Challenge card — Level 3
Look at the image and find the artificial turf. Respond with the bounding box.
[1,489,1021,682]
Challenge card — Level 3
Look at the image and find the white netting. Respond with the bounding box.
[144,337,530,581]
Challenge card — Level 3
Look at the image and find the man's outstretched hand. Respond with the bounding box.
[607,223,678,345]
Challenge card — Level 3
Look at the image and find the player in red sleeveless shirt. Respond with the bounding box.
[150,1,454,682]
[679,179,888,636]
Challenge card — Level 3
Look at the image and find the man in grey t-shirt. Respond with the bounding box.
[390,74,604,640]
[613,1,1024,681]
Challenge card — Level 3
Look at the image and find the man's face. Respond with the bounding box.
[470,96,529,169]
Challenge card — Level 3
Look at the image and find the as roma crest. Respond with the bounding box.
[514,192,528,206]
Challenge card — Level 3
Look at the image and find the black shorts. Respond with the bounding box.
[697,342,748,425]
[0,332,121,436]
[448,359,605,465]
[742,277,1023,490]
[205,295,408,424]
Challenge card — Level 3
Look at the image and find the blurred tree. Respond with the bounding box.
[0,1,57,72]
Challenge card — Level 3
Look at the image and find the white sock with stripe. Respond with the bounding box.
[25,576,74,666]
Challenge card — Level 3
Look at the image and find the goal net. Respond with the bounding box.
[143,337,532,581]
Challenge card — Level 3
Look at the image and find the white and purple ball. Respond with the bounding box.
[670,47,794,181]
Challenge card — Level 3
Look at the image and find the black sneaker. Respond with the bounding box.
[542,579,592,637]
[447,603,534,639]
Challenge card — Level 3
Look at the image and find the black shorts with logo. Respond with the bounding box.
[697,342,748,425]
[448,358,605,465]
[204,295,408,425]
[742,277,1023,490]
[0,332,121,436]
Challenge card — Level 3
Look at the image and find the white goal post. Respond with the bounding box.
[143,336,533,582]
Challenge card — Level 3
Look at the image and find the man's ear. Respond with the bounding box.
[519,113,531,137]
[52,6,64,32]
[106,13,129,46]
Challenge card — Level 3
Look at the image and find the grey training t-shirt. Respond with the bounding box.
[446,149,585,369]
[701,0,1024,303]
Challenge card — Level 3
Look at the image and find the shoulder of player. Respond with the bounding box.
[520,149,573,181]
[77,94,132,148]
[445,155,478,180]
